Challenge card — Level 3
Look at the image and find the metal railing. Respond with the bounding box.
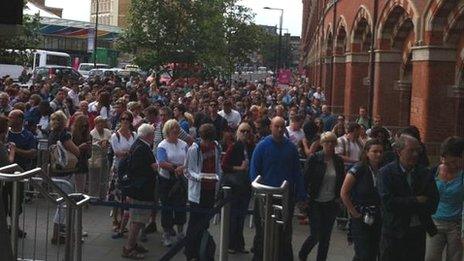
[251,175,289,261]
[0,164,90,261]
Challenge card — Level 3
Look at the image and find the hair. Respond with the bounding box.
[93,115,107,126]
[144,106,158,117]
[199,123,216,141]
[440,136,464,158]
[360,138,384,165]
[119,111,134,130]
[137,123,155,138]
[174,104,187,114]
[0,116,8,135]
[50,111,68,131]
[98,91,111,108]
[29,94,42,106]
[160,106,173,119]
[236,122,252,140]
[346,122,360,133]
[184,112,194,126]
[162,119,179,138]
[320,131,337,144]
[72,114,90,145]
[393,134,419,151]
[399,125,421,141]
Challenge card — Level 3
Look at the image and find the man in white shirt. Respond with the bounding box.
[335,122,362,168]
[218,99,241,130]
[286,114,305,147]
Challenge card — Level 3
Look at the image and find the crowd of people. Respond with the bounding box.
[0,71,463,261]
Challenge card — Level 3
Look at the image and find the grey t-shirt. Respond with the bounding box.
[316,159,336,202]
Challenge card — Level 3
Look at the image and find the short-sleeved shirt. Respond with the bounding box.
[110,131,136,168]
[156,139,188,179]
[286,126,304,147]
[8,128,37,170]
[433,170,464,221]
[348,163,380,206]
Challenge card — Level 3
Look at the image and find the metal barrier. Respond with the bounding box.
[251,176,289,261]
[0,164,90,261]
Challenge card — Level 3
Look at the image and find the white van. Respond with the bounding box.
[78,63,110,78]
[32,50,71,69]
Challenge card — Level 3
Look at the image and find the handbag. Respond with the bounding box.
[49,141,78,175]
[88,144,103,169]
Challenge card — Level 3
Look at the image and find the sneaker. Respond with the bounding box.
[161,233,173,247]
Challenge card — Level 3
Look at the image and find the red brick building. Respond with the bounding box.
[301,0,464,148]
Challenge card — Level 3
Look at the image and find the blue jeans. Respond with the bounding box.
[299,200,338,261]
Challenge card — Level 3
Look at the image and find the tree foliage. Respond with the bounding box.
[117,0,265,78]
[0,9,41,66]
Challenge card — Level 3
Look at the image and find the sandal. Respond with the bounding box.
[134,243,148,253]
[122,246,144,259]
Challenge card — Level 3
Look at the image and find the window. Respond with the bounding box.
[46,55,70,67]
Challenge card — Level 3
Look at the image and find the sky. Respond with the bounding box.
[44,0,302,36]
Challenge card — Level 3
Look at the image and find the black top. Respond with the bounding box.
[128,138,156,182]
[348,162,380,206]
[48,129,71,145]
[377,160,439,237]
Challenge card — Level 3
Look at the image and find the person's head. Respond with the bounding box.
[270,116,286,142]
[394,134,421,170]
[0,116,8,141]
[184,112,194,127]
[209,100,219,115]
[370,126,390,142]
[29,94,42,107]
[399,125,422,142]
[137,123,155,144]
[199,123,216,142]
[321,105,329,114]
[173,104,187,119]
[38,101,51,116]
[373,115,382,127]
[360,139,384,166]
[346,122,361,138]
[98,91,111,107]
[275,105,285,117]
[0,92,9,107]
[50,111,68,131]
[290,114,303,129]
[163,119,180,141]
[236,122,252,143]
[55,88,67,102]
[159,106,173,123]
[143,106,159,124]
[320,131,338,156]
[359,107,367,117]
[440,136,464,173]
[93,116,107,132]
[8,109,24,129]
[119,111,134,129]
[79,101,89,113]
[222,100,232,113]
[71,114,90,141]
[337,115,345,124]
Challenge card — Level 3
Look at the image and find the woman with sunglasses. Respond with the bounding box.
[108,111,136,238]
[221,122,255,254]
[340,139,384,260]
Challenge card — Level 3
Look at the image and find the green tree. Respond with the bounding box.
[0,7,41,66]
[117,0,264,79]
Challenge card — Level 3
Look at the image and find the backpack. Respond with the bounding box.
[199,230,216,261]
[49,141,78,175]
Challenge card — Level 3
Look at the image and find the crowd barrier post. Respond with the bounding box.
[219,186,231,261]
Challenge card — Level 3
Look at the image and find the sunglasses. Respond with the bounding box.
[240,129,251,133]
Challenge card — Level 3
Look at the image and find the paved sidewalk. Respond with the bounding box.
[15,199,354,261]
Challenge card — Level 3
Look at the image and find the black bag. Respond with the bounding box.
[199,230,216,261]
[221,171,251,197]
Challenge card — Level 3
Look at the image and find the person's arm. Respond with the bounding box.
[302,138,312,157]
[156,147,176,172]
[184,145,201,181]
[377,167,421,214]
[291,146,307,201]
[418,169,439,215]
[178,128,194,146]
[14,134,37,159]
[62,139,80,157]
[340,173,362,218]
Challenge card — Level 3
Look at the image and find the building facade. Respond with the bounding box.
[301,0,464,148]
[90,0,130,28]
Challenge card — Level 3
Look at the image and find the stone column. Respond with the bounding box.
[331,55,346,114]
[411,46,457,143]
[453,87,464,137]
[373,50,403,126]
[344,52,370,118]
[322,57,333,104]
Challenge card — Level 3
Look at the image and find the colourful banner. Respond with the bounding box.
[277,69,292,84]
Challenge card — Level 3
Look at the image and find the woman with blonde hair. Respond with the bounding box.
[48,110,80,245]
[184,112,196,138]
[89,116,112,199]
[71,114,92,193]
[221,122,255,254]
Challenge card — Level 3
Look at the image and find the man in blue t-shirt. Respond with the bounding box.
[249,116,306,261]
[8,110,37,171]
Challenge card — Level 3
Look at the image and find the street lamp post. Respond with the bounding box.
[93,0,99,68]
[264,7,284,73]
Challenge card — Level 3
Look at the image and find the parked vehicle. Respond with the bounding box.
[31,66,81,82]
[78,63,110,78]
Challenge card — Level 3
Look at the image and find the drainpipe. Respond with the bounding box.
[367,0,379,118]
[331,0,337,106]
